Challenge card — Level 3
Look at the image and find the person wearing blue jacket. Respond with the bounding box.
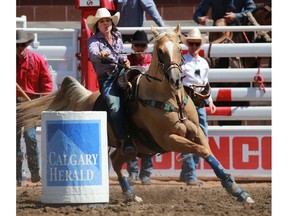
[194,0,256,26]
[114,0,165,42]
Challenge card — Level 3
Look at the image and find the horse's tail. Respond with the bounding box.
[17,76,92,130]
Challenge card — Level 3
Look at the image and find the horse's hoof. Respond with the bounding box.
[221,175,255,204]
[237,191,255,204]
[245,197,255,204]
[123,192,143,203]
[134,195,143,203]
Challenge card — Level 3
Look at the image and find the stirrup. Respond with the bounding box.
[119,139,137,158]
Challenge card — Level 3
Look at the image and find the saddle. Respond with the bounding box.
[117,67,142,114]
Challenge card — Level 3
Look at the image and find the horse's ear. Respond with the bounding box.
[151,25,159,37]
[174,24,181,36]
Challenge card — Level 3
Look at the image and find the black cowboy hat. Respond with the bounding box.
[131,30,149,44]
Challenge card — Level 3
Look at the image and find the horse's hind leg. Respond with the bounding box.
[110,149,143,203]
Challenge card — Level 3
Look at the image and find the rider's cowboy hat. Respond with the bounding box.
[16,29,34,44]
[181,27,203,46]
[87,8,120,33]
[131,30,149,44]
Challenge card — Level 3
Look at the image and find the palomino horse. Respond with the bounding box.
[17,25,254,204]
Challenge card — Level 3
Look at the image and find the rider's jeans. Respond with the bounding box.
[180,106,208,181]
[98,70,127,140]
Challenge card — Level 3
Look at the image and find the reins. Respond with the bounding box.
[100,56,162,82]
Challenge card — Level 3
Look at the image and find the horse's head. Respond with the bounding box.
[151,24,183,91]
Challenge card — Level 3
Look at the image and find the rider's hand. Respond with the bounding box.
[98,50,109,59]
[123,59,131,69]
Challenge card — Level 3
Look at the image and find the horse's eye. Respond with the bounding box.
[158,48,165,62]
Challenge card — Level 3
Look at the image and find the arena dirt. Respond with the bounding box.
[16,178,271,216]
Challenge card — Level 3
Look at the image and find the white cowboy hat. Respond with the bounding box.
[86,8,120,33]
[181,28,203,46]
[16,30,34,44]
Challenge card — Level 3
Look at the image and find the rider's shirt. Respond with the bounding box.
[87,30,128,77]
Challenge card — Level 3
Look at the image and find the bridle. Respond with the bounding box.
[155,35,184,86]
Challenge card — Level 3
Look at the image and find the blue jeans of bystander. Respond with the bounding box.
[127,155,153,180]
[180,107,208,181]
[16,125,40,184]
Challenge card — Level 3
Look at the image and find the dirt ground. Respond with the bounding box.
[16,178,271,216]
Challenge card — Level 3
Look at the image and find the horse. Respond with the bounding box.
[17,24,254,204]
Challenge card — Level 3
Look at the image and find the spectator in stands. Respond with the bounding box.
[193,0,256,26]
[114,0,165,42]
[16,29,53,186]
[179,28,216,186]
[194,0,256,125]
[194,0,256,67]
[126,30,153,185]
[86,8,137,158]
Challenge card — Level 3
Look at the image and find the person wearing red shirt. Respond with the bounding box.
[126,30,154,185]
[128,31,152,69]
[16,30,53,186]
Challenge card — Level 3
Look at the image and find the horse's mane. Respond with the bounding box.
[151,28,180,44]
[17,76,92,130]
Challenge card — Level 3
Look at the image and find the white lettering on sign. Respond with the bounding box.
[49,168,94,181]
[79,0,100,7]
[48,152,98,166]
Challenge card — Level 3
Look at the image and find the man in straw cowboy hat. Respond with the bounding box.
[86,8,137,158]
[179,27,217,186]
[16,29,53,186]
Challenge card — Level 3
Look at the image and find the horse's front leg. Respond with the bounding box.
[110,149,143,203]
[163,133,255,204]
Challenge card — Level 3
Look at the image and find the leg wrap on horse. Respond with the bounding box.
[221,175,253,203]
[205,155,229,179]
[118,177,134,196]
[205,155,254,203]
